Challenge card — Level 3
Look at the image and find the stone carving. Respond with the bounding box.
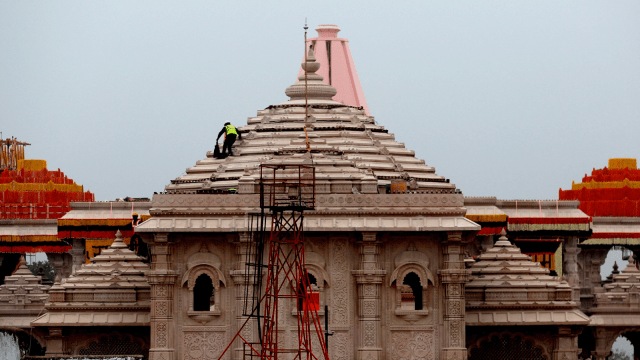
[331,331,350,360]
[156,285,168,298]
[156,322,167,348]
[363,284,376,297]
[156,300,168,317]
[449,319,462,347]
[363,299,376,316]
[364,321,376,346]
[183,331,226,360]
[391,331,434,360]
[331,238,349,325]
[447,299,462,317]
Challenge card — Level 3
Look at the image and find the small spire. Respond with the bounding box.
[111,229,127,249]
[494,228,511,247]
[285,46,337,102]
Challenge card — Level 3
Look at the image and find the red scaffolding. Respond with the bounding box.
[219,164,329,360]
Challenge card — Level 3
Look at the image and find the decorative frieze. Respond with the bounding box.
[390,331,434,360]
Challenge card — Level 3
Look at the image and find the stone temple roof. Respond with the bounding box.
[590,258,640,327]
[33,230,150,327]
[466,231,589,325]
[165,45,456,196]
[0,256,50,328]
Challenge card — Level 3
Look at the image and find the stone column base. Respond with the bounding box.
[357,347,383,360]
[149,349,175,360]
[441,347,467,360]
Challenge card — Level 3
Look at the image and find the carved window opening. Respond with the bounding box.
[183,265,225,321]
[297,272,320,311]
[293,270,326,316]
[402,272,423,310]
[193,273,214,311]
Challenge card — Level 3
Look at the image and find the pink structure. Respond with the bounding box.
[301,24,370,114]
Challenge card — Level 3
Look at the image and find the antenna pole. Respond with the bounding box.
[303,19,311,153]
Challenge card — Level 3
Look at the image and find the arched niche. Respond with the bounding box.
[182,248,226,323]
[389,243,434,318]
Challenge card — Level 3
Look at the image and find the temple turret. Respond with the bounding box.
[302,24,370,113]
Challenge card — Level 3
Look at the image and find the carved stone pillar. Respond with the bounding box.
[45,327,64,356]
[578,248,608,311]
[70,237,86,274]
[591,327,616,360]
[229,232,257,358]
[352,232,386,360]
[148,232,178,360]
[562,236,581,302]
[553,327,580,360]
[439,231,467,360]
[46,253,72,282]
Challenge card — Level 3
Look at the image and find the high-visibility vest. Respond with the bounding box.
[225,125,238,136]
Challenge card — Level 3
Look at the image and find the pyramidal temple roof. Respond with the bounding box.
[465,231,589,325]
[165,30,456,196]
[32,230,150,327]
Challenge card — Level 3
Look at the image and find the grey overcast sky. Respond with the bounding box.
[1,1,639,201]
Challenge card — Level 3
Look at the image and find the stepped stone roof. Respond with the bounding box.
[165,45,455,196]
[466,231,589,325]
[0,256,49,327]
[590,258,640,326]
[138,28,479,234]
[32,230,150,327]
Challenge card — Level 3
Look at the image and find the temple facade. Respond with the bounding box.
[131,26,592,360]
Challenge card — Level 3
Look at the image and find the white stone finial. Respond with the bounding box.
[494,228,511,247]
[111,229,127,249]
[284,45,337,102]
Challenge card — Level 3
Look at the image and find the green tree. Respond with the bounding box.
[26,260,56,284]
[608,349,632,360]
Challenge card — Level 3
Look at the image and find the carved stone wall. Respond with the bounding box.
[389,330,435,360]
[329,235,354,359]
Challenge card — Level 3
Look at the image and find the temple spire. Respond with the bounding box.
[302,24,370,114]
[285,45,337,102]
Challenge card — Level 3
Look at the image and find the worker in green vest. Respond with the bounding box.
[216,122,242,157]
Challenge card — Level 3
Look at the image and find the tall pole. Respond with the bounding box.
[303,20,311,153]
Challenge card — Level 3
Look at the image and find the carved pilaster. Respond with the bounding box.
[148,232,178,360]
[578,248,608,311]
[44,327,64,357]
[552,327,580,360]
[47,253,72,282]
[592,327,616,360]
[70,238,86,275]
[562,236,581,302]
[352,232,386,360]
[439,231,467,360]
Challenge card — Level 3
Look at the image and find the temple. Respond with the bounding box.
[0,25,639,360]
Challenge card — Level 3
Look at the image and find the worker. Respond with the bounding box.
[216,122,242,156]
